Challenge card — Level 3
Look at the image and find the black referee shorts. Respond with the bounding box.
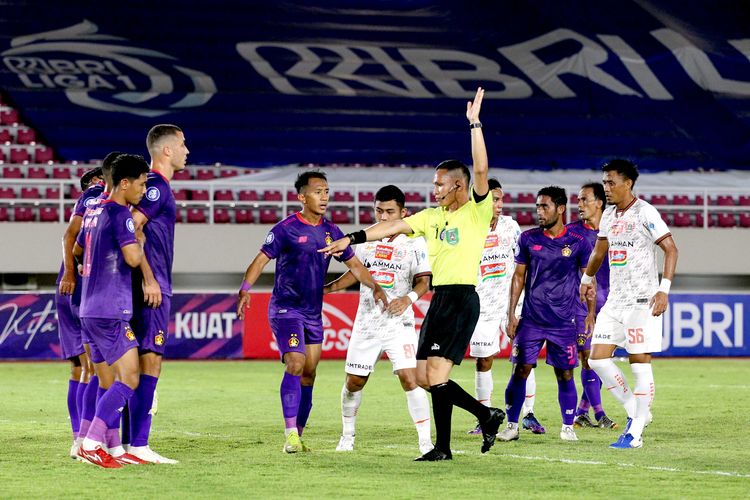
[417,285,480,365]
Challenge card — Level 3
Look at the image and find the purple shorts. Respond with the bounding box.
[512,319,578,370]
[270,311,324,361]
[55,290,84,360]
[575,314,592,352]
[80,318,139,365]
[131,295,171,356]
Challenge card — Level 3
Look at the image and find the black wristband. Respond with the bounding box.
[470,122,482,129]
[346,230,367,245]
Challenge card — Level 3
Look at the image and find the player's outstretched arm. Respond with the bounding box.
[59,215,83,295]
[467,87,489,197]
[580,238,608,303]
[344,256,389,309]
[507,263,526,340]
[650,235,679,317]
[237,251,272,320]
[324,270,358,294]
[319,219,412,256]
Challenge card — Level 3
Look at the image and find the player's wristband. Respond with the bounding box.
[407,291,419,304]
[239,280,252,293]
[580,273,594,285]
[346,230,367,245]
[658,278,671,294]
[469,122,482,129]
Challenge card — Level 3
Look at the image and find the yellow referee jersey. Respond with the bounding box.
[403,187,493,286]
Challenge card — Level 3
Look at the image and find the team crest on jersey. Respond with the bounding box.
[325,232,333,246]
[484,234,499,248]
[512,344,519,358]
[288,333,300,348]
[609,249,627,266]
[146,187,160,202]
[155,330,165,346]
[84,197,97,207]
[561,245,572,257]
[126,218,135,233]
[125,326,136,341]
[442,227,459,245]
[577,335,586,346]
[264,232,274,245]
[374,244,393,260]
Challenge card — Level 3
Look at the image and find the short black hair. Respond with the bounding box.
[80,167,103,190]
[375,185,406,209]
[537,185,567,207]
[436,159,470,185]
[488,178,502,191]
[146,124,182,152]
[294,170,327,193]
[111,154,150,186]
[582,182,606,208]
[101,151,125,180]
[602,158,639,188]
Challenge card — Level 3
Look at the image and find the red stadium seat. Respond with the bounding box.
[568,194,579,204]
[263,190,283,201]
[694,195,705,206]
[405,191,424,203]
[51,166,72,179]
[173,169,191,180]
[2,165,22,178]
[358,191,374,203]
[429,193,437,203]
[358,208,374,224]
[213,207,231,223]
[651,195,668,205]
[0,129,12,142]
[9,147,30,163]
[331,208,351,224]
[694,212,715,228]
[717,212,736,227]
[45,187,61,199]
[195,168,215,180]
[214,189,234,201]
[739,213,750,228]
[39,206,59,222]
[517,192,535,204]
[0,206,8,221]
[20,187,40,199]
[0,108,19,124]
[286,190,297,201]
[186,208,207,223]
[503,193,512,203]
[259,207,280,224]
[191,189,210,201]
[660,212,671,225]
[672,212,691,227]
[14,206,35,221]
[332,192,354,202]
[516,211,535,226]
[173,189,188,201]
[717,195,735,206]
[0,187,16,199]
[64,206,73,221]
[69,186,82,199]
[672,195,690,205]
[15,128,36,144]
[28,166,47,179]
[175,209,183,223]
[236,208,254,224]
[220,168,239,178]
[35,146,54,163]
[238,189,259,201]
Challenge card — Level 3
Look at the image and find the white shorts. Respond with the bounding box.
[345,327,418,376]
[592,304,663,354]
[469,318,503,358]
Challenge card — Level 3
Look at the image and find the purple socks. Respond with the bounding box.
[297,385,314,434]
[280,372,301,430]
[557,378,578,426]
[77,375,99,440]
[128,374,158,447]
[67,380,81,438]
[504,375,527,424]
[87,382,134,445]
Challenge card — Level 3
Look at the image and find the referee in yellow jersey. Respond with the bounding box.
[320,87,505,461]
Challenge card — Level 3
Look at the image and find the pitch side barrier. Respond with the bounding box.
[0,292,746,360]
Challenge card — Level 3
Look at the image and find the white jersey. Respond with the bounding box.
[599,198,670,309]
[476,215,521,322]
[353,235,431,338]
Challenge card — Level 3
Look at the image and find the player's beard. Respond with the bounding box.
[539,217,557,230]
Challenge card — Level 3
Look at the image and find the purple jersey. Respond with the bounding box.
[567,220,609,315]
[76,200,139,320]
[262,213,355,318]
[515,226,592,331]
[133,171,176,296]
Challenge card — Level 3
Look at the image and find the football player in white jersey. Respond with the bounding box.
[326,185,433,455]
[580,159,678,449]
[466,179,532,432]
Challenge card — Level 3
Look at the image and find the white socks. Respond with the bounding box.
[523,368,536,416]
[628,363,655,440]
[405,387,432,445]
[475,370,493,407]
[341,386,362,437]
[589,358,637,419]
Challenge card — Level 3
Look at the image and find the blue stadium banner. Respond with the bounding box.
[2,1,750,169]
[0,293,242,360]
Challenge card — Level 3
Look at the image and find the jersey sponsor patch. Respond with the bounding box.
[374,244,393,260]
[484,234,499,248]
[84,197,98,207]
[126,218,135,233]
[146,187,161,201]
[370,270,395,288]
[480,262,506,280]
[610,249,627,266]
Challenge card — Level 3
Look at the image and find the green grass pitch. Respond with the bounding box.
[1,359,748,498]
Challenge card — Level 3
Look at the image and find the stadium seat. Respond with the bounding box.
[195,168,215,180]
[15,128,36,144]
[285,190,297,201]
[259,207,280,224]
[717,212,736,228]
[651,195,668,205]
[503,193,512,203]
[20,187,40,199]
[331,208,351,224]
[28,166,47,179]
[738,195,750,206]
[173,169,191,180]
[220,168,239,178]
[429,193,437,203]
[235,208,254,224]
[191,189,210,201]
[0,206,8,221]
[673,212,691,227]
[358,208,374,224]
[405,191,424,203]
[516,211,535,226]
[51,166,72,179]
[238,189,259,201]
[173,189,188,201]
[517,192,535,204]
[568,194,579,204]
[0,129,12,142]
[694,212,715,228]
[263,190,283,201]
[694,195,705,206]
[45,187,61,200]
[2,165,22,178]
[672,195,690,205]
[332,192,354,202]
[186,208,207,223]
[0,108,19,124]
[75,167,88,178]
[35,147,54,163]
[213,207,231,223]
[39,206,59,222]
[358,191,374,202]
[214,189,234,201]
[14,206,34,222]
[0,187,16,199]
[717,195,735,206]
[9,148,30,163]
[64,206,73,221]
[69,186,82,199]
[739,213,750,228]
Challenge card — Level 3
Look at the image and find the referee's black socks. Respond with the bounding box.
[444,380,492,421]
[430,380,492,451]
